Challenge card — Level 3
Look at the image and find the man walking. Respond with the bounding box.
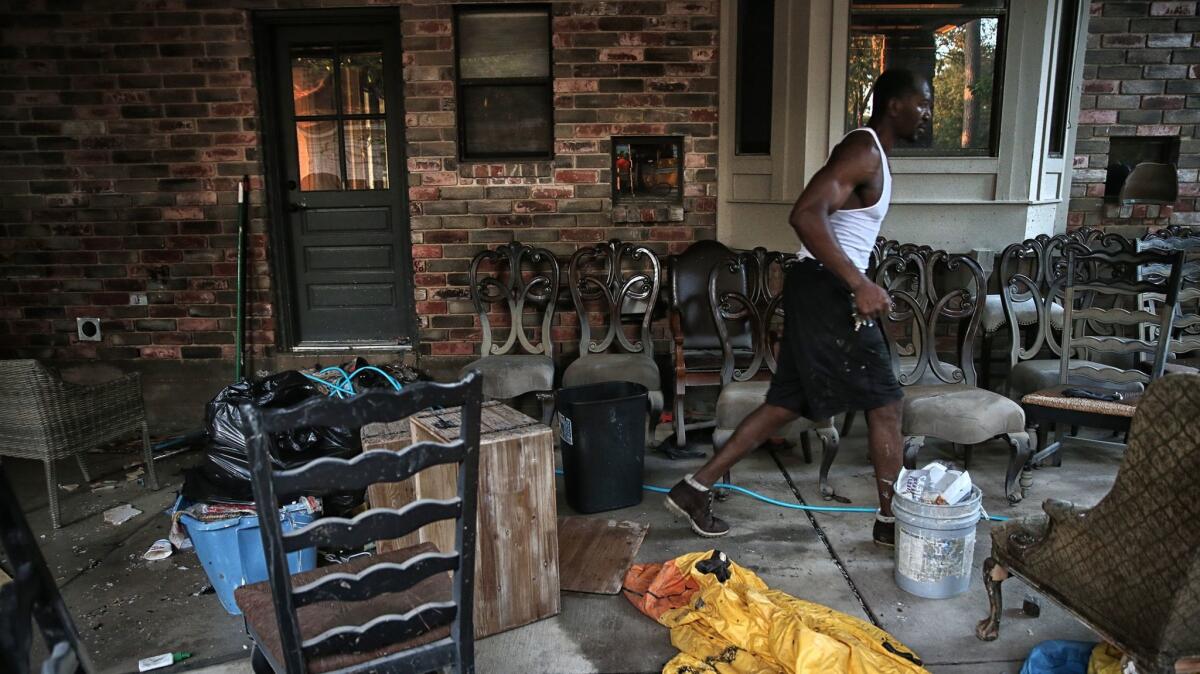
[665,69,932,547]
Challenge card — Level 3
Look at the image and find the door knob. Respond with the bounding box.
[289,201,307,212]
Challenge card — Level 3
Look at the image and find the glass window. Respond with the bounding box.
[736,0,774,155]
[1047,0,1080,156]
[846,0,1007,156]
[291,48,389,191]
[455,5,553,160]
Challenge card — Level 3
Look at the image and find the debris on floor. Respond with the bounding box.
[142,539,173,562]
[558,516,648,595]
[103,504,141,526]
[137,651,192,672]
[623,550,930,674]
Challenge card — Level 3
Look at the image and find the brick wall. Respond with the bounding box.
[0,0,717,369]
[1070,0,1200,229]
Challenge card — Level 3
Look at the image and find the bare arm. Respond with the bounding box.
[788,134,890,318]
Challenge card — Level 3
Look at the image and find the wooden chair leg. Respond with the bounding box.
[1004,433,1033,504]
[141,422,159,490]
[44,458,61,530]
[976,557,1009,641]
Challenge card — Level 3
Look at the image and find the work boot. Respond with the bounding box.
[873,512,896,548]
[665,475,730,538]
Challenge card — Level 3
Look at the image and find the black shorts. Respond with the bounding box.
[765,258,903,420]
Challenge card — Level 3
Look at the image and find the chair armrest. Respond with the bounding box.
[1040,498,1092,539]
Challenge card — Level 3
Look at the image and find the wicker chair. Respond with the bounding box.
[0,360,158,529]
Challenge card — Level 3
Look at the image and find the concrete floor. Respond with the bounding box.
[3,419,1117,674]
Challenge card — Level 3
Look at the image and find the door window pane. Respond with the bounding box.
[292,55,336,117]
[461,84,552,156]
[847,2,1006,156]
[341,52,386,115]
[296,120,343,191]
[458,10,550,79]
[344,119,389,190]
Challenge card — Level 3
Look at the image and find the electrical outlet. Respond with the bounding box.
[77,318,101,342]
[130,293,148,306]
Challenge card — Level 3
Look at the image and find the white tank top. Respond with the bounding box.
[798,127,891,272]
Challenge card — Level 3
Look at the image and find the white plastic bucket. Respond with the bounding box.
[892,485,982,599]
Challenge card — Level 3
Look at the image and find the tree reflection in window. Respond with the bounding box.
[846,1,1006,156]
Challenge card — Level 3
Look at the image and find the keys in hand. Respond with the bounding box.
[850,294,874,332]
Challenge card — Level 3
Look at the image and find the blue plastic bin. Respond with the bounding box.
[182,502,317,615]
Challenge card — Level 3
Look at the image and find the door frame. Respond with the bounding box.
[252,8,416,352]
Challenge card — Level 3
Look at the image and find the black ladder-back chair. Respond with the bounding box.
[0,464,92,674]
[1021,245,1185,466]
[240,374,483,674]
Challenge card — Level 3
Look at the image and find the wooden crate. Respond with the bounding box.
[363,401,560,638]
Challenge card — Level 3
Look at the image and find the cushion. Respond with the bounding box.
[714,381,830,432]
[562,353,661,392]
[235,543,452,674]
[1022,386,1140,419]
[902,385,1026,443]
[1008,359,1143,400]
[981,294,1064,336]
[461,354,554,399]
[681,348,743,372]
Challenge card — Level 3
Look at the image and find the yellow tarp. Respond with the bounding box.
[1087,643,1125,674]
[647,551,931,674]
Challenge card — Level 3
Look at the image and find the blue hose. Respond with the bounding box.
[554,469,1008,521]
[302,366,403,398]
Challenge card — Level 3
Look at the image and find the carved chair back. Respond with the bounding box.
[469,242,560,358]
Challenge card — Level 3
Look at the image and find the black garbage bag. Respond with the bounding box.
[183,370,360,505]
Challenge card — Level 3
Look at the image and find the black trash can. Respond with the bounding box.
[556,381,648,514]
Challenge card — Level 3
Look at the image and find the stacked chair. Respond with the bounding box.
[875,248,1034,503]
[706,249,837,495]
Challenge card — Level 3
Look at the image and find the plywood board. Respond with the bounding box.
[557,516,649,595]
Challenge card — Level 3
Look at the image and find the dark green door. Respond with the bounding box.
[271,21,414,348]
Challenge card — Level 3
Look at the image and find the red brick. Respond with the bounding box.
[140,346,181,359]
[412,244,443,259]
[555,169,600,184]
[415,301,447,314]
[1151,2,1196,16]
[513,199,556,213]
[532,186,574,199]
[1082,80,1118,94]
[1078,109,1118,124]
[555,79,600,93]
[421,171,458,186]
[431,341,474,355]
[599,48,644,62]
[409,186,440,201]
